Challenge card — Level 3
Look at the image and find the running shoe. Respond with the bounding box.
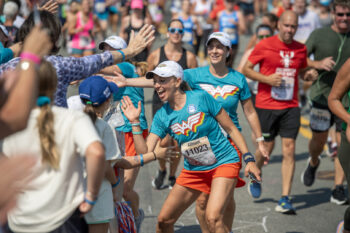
[275,196,296,214]
[168,176,176,190]
[301,157,320,187]
[336,220,344,233]
[152,170,166,190]
[247,180,262,199]
[331,185,348,205]
[135,208,145,233]
[326,141,338,158]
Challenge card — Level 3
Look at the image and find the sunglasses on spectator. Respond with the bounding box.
[258,35,271,39]
[168,28,184,34]
[336,12,350,17]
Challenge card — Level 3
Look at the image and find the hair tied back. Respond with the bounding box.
[37,96,51,107]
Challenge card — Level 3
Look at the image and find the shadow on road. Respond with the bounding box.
[174,224,201,233]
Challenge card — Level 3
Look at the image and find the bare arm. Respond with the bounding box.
[119,16,130,40]
[307,57,335,71]
[215,108,261,180]
[242,60,282,86]
[241,98,269,159]
[99,65,122,76]
[237,11,246,35]
[80,141,106,214]
[187,51,198,68]
[0,26,52,139]
[328,58,350,125]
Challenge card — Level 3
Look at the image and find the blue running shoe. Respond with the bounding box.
[247,181,262,198]
[275,196,296,215]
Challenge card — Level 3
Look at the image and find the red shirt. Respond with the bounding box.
[248,35,307,110]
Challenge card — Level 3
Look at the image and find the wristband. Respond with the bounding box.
[243,152,256,164]
[112,177,120,188]
[256,136,264,142]
[152,151,157,161]
[117,50,125,62]
[131,122,141,127]
[132,130,143,135]
[20,52,41,65]
[84,197,96,205]
[140,154,144,167]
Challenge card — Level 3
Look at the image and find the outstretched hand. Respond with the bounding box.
[104,72,127,88]
[154,145,181,163]
[121,96,141,123]
[126,24,155,58]
[244,161,261,182]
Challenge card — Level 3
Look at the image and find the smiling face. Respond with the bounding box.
[153,75,181,102]
[168,20,184,44]
[333,5,350,33]
[207,39,229,65]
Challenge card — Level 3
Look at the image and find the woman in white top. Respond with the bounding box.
[2,60,106,233]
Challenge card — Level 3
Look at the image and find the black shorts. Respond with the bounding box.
[309,101,343,132]
[7,209,88,233]
[239,2,254,15]
[256,107,300,141]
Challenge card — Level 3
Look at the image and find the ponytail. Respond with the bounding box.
[83,102,98,123]
[36,60,59,169]
[37,103,60,169]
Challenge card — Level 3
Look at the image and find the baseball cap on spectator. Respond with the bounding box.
[79,76,119,106]
[320,0,331,6]
[98,36,127,50]
[146,61,183,80]
[206,32,232,48]
[131,0,143,9]
[3,1,18,20]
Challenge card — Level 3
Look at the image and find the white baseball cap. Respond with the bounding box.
[206,32,232,48]
[146,61,184,80]
[99,36,127,50]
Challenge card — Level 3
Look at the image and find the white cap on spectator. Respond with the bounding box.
[146,61,183,80]
[3,1,18,19]
[98,36,127,50]
[206,32,232,48]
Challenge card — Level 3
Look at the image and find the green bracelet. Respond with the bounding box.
[132,131,143,135]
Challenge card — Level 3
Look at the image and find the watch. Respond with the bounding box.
[256,136,264,142]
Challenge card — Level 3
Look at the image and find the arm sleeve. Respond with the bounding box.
[117,62,136,78]
[150,110,167,139]
[0,42,13,65]
[239,73,252,101]
[183,69,195,89]
[247,42,265,65]
[305,31,316,56]
[56,51,114,84]
[71,112,102,156]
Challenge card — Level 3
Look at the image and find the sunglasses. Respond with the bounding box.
[258,35,271,39]
[168,28,184,35]
[336,12,350,17]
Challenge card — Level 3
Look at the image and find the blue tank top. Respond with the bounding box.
[219,11,239,45]
[179,16,195,45]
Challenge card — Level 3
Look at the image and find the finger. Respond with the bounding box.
[138,24,150,35]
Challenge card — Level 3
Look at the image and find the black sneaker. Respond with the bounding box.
[152,170,166,189]
[330,185,348,205]
[301,158,320,187]
[168,176,176,189]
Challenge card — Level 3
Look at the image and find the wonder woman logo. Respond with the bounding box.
[199,84,239,99]
[170,112,205,136]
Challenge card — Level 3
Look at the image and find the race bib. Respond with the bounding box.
[181,136,216,166]
[79,36,92,48]
[310,107,331,131]
[223,28,236,41]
